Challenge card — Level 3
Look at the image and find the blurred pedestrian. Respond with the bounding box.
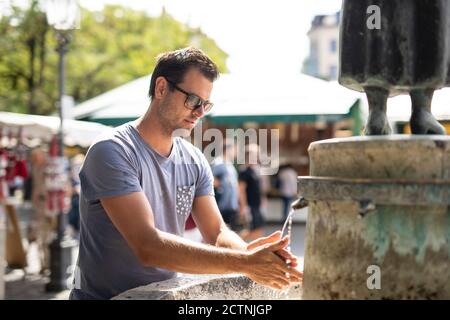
[68,153,84,238]
[211,138,240,231]
[27,147,54,274]
[277,164,298,219]
[238,144,265,242]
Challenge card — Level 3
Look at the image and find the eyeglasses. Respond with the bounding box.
[165,78,214,113]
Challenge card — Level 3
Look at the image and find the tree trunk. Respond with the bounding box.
[27,37,37,115]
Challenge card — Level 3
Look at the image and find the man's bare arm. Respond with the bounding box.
[100,191,301,288]
[191,195,247,250]
[101,192,246,274]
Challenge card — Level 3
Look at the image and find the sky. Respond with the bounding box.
[76,0,343,75]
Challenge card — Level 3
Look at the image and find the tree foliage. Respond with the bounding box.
[0,1,228,115]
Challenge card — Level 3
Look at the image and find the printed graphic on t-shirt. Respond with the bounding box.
[176,185,195,216]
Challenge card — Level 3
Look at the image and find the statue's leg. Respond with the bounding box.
[410,89,446,134]
[364,86,391,135]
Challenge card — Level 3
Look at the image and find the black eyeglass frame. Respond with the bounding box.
[165,78,214,113]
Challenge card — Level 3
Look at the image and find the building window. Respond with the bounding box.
[330,39,337,53]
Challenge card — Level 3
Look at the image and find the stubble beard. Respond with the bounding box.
[157,101,193,138]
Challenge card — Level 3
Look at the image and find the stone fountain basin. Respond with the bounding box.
[113,275,303,300]
[301,135,450,299]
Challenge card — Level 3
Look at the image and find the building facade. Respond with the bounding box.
[303,12,340,80]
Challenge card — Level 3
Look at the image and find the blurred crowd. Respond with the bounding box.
[2,143,84,275]
[186,141,298,243]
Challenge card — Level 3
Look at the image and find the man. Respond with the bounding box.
[70,47,301,300]
[238,144,265,242]
[68,153,85,237]
[211,139,240,231]
[277,164,298,220]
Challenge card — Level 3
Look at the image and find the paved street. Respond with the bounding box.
[5,268,71,300]
[3,198,307,300]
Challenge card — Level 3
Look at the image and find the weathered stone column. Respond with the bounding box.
[299,135,450,299]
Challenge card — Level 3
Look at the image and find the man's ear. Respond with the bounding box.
[154,76,168,99]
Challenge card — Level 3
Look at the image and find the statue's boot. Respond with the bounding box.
[410,89,446,135]
[364,86,391,135]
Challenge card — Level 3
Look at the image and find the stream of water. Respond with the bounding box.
[281,209,294,252]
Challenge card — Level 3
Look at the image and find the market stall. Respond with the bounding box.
[0,112,110,289]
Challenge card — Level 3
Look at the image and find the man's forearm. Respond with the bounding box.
[140,229,249,275]
[215,226,248,250]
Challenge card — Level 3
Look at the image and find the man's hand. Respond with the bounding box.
[246,231,299,268]
[244,237,303,290]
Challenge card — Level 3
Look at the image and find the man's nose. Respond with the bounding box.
[193,105,206,118]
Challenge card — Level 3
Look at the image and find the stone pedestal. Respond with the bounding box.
[113,275,302,300]
[299,135,450,299]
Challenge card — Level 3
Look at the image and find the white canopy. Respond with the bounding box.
[72,73,360,123]
[209,74,358,118]
[0,112,112,147]
[72,72,450,125]
[72,75,151,120]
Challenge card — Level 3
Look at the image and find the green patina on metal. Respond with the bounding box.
[362,205,450,264]
[362,207,389,263]
[413,215,428,261]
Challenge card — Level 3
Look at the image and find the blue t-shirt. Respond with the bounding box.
[211,158,239,212]
[70,122,214,300]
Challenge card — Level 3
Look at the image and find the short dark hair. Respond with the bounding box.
[148,47,219,99]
